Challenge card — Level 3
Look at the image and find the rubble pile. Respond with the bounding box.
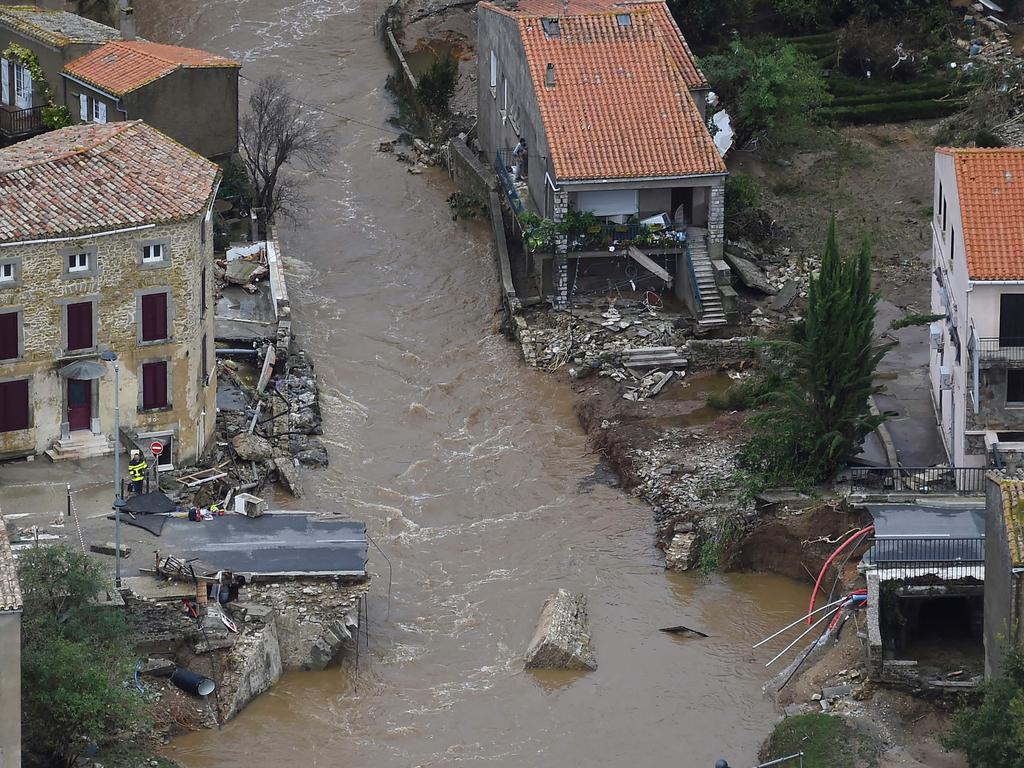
[724,240,816,329]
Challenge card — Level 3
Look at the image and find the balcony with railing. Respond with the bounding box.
[846,465,986,495]
[977,337,1024,365]
[0,104,44,140]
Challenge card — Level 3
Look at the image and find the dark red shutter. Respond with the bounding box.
[0,379,29,432]
[142,361,168,409]
[66,301,93,351]
[141,293,168,342]
[0,311,17,360]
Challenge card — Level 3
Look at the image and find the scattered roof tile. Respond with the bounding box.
[0,5,120,47]
[506,4,724,181]
[0,121,220,243]
[64,40,240,96]
[938,147,1024,281]
[0,516,22,613]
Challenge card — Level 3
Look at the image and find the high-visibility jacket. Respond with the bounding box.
[128,459,147,482]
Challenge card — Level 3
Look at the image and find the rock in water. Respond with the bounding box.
[524,589,597,671]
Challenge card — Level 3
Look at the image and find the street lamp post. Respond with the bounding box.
[101,350,124,587]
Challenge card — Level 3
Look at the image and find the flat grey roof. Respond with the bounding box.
[0,7,121,46]
[866,503,986,539]
[158,514,368,579]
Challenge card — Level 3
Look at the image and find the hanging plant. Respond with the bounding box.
[3,42,72,129]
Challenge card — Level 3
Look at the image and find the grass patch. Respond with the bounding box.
[890,312,943,330]
[706,372,785,412]
[698,517,743,575]
[765,714,877,768]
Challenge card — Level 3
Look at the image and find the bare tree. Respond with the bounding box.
[239,75,331,237]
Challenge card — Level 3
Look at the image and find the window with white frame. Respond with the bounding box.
[67,251,90,273]
[78,94,107,124]
[0,262,14,283]
[142,243,165,263]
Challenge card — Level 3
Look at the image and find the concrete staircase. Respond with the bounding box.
[687,232,726,328]
[45,431,114,461]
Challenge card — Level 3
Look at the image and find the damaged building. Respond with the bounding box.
[860,503,985,689]
[0,120,220,465]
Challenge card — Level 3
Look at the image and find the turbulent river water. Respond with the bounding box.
[137,1,812,765]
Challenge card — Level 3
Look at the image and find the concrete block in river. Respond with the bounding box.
[664,532,699,572]
[524,589,597,671]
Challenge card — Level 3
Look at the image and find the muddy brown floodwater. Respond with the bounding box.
[138,1,812,765]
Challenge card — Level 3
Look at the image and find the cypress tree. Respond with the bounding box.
[741,216,885,486]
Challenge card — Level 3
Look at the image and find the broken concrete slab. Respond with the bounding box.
[90,541,131,557]
[225,259,265,285]
[273,457,304,497]
[724,252,777,295]
[232,433,274,461]
[524,589,597,671]
[769,279,800,311]
[138,657,176,677]
[664,532,699,572]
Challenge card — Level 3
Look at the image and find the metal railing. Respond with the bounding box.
[867,536,984,582]
[977,337,1024,363]
[565,221,686,252]
[846,465,986,494]
[0,104,43,138]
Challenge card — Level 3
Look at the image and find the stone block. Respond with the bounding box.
[664,532,700,572]
[232,433,274,461]
[524,589,597,671]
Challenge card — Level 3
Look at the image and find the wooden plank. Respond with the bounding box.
[627,246,672,287]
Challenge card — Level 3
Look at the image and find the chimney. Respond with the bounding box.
[545,63,555,88]
[119,0,136,40]
[561,0,568,14]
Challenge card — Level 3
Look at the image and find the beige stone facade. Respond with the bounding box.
[0,214,217,464]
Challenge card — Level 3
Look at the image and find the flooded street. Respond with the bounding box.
[139,1,811,765]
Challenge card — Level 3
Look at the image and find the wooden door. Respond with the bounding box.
[67,379,91,431]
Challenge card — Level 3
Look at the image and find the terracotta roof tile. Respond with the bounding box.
[511,0,706,88]
[514,5,723,181]
[0,516,22,613]
[0,121,220,243]
[938,147,1024,281]
[0,5,120,47]
[996,476,1024,567]
[64,40,240,96]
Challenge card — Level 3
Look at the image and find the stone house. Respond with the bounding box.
[476,0,728,319]
[0,3,119,142]
[0,515,21,768]
[0,120,220,466]
[62,39,240,159]
[929,148,1024,476]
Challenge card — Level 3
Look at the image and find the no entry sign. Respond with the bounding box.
[150,441,164,456]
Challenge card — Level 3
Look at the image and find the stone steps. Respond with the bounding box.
[623,346,688,369]
[46,431,114,462]
[687,229,727,328]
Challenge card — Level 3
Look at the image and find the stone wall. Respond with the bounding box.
[0,215,217,462]
[222,617,283,721]
[449,138,495,202]
[707,182,725,259]
[244,579,369,671]
[686,337,757,370]
[0,611,20,768]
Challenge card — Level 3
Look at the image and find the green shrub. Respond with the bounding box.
[976,128,1006,148]
[701,39,832,144]
[890,312,943,330]
[944,649,1024,768]
[41,103,72,129]
[416,54,458,115]
[825,98,964,125]
[19,546,149,768]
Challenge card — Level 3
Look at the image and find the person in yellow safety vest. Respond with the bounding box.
[128,450,148,495]
[210,503,221,517]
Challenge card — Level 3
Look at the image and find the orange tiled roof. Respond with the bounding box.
[512,5,723,181]
[64,40,239,96]
[0,121,220,243]
[511,0,706,88]
[938,147,1024,280]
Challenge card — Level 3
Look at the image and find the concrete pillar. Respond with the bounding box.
[707,183,725,260]
[551,190,570,309]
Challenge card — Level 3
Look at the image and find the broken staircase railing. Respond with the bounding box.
[845,465,986,495]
